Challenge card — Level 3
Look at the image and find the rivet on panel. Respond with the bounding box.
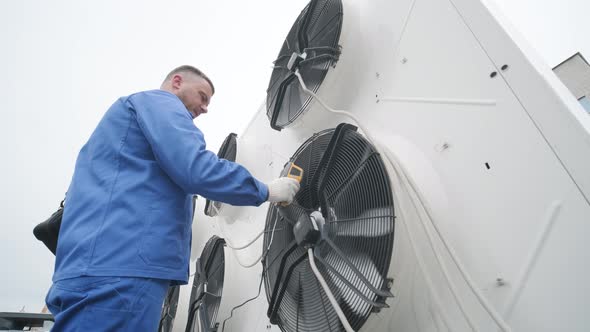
[401,57,408,64]
[436,142,451,152]
[387,278,394,290]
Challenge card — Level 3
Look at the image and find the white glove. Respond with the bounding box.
[267,177,301,204]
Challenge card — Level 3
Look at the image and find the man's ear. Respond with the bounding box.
[171,74,183,90]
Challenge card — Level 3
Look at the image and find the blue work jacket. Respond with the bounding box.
[53,90,268,284]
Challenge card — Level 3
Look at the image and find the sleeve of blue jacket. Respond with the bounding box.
[127,90,268,206]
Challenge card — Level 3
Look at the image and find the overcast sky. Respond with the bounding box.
[0,0,588,313]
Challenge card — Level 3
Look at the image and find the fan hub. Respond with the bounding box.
[287,52,307,72]
[293,211,323,248]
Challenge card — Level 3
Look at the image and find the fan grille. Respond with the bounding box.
[187,236,226,332]
[266,0,343,130]
[159,285,180,332]
[205,133,238,217]
[263,125,395,332]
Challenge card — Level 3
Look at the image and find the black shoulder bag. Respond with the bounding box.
[33,199,64,255]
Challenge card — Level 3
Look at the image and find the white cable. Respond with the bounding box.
[210,203,273,268]
[381,144,478,332]
[229,215,279,269]
[231,247,264,269]
[308,248,355,332]
[382,146,511,332]
[294,69,512,332]
[211,202,264,250]
[380,157,456,331]
[224,228,265,250]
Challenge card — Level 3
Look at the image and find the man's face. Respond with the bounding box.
[175,74,213,119]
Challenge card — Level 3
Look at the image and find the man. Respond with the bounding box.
[45,65,300,331]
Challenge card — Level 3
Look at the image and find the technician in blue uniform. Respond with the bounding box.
[45,65,300,331]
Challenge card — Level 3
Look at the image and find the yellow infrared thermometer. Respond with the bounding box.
[279,163,303,206]
[286,163,303,183]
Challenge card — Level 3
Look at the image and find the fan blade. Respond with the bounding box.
[264,239,297,275]
[323,237,392,298]
[295,61,333,96]
[277,203,310,225]
[335,207,395,237]
[307,7,342,47]
[267,61,291,97]
[283,78,306,124]
[268,251,309,324]
[207,298,222,330]
[270,74,297,130]
[314,253,388,309]
[323,249,389,315]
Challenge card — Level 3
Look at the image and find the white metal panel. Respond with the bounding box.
[182,0,590,330]
[503,188,590,332]
[448,0,590,204]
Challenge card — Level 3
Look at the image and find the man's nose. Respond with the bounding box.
[200,104,208,114]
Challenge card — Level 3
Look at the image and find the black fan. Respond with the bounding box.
[159,285,180,332]
[204,133,238,217]
[266,0,343,131]
[186,236,226,332]
[263,123,395,332]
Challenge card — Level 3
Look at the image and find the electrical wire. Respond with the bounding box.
[294,69,513,332]
[211,204,264,269]
[210,200,267,250]
[308,248,355,332]
[220,269,265,332]
[223,227,265,250]
[228,217,278,269]
[219,213,282,331]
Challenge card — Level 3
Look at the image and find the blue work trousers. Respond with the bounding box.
[45,276,170,331]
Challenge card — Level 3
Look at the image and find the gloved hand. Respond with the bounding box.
[267,177,301,204]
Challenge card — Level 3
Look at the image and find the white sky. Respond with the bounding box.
[0,0,587,313]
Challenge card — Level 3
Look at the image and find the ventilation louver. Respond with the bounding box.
[266,0,343,131]
[186,236,226,332]
[263,123,395,332]
[159,285,180,332]
[204,133,238,217]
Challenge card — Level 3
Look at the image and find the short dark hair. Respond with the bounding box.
[164,65,215,94]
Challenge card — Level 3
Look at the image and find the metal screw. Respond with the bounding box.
[387,278,394,289]
[376,72,380,78]
[442,143,450,150]
[496,278,505,287]
[401,57,408,64]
